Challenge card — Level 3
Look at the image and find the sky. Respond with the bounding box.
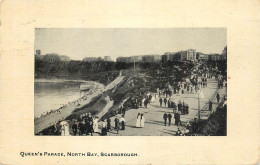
[35,28,227,61]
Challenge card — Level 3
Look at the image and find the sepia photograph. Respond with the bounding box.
[1,0,260,164]
[34,28,227,136]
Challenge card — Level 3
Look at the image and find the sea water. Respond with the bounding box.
[34,81,88,117]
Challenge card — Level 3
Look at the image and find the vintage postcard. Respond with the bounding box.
[0,0,259,165]
[34,28,227,137]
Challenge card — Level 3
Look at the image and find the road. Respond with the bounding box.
[102,78,219,136]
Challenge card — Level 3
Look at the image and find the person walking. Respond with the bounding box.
[140,114,145,128]
[144,99,148,108]
[178,101,183,114]
[93,117,99,133]
[101,120,107,136]
[209,99,213,112]
[120,116,126,130]
[106,117,111,132]
[78,121,85,136]
[185,104,189,115]
[164,97,167,107]
[53,122,59,135]
[114,117,119,129]
[136,113,141,128]
[176,112,181,126]
[163,112,168,126]
[167,113,172,126]
[216,93,220,103]
[86,120,94,136]
[114,117,120,134]
[159,97,163,107]
[174,111,178,125]
[72,121,78,136]
[168,99,171,108]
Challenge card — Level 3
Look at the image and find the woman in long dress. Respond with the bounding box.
[120,116,126,130]
[64,124,70,136]
[61,123,70,136]
[151,95,155,103]
[136,113,141,128]
[61,125,65,136]
[93,117,99,133]
[140,114,145,128]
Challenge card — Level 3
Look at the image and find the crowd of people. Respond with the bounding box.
[52,112,128,136]
[130,93,154,109]
[159,97,190,115]
[40,61,227,136]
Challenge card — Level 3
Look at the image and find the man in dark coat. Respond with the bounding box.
[79,121,86,136]
[106,118,111,132]
[144,99,148,108]
[159,97,163,107]
[168,99,171,108]
[209,99,213,112]
[185,104,189,115]
[114,117,119,129]
[175,112,180,126]
[149,94,152,103]
[72,121,78,136]
[167,113,172,126]
[216,93,220,103]
[171,101,174,109]
[114,117,120,134]
[178,101,182,113]
[182,101,186,114]
[86,120,93,136]
[163,112,168,126]
[174,112,178,125]
[164,98,167,107]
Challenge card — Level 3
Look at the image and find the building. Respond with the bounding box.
[164,52,176,61]
[208,54,223,61]
[116,54,161,63]
[104,56,113,62]
[83,57,102,62]
[197,52,209,61]
[204,54,209,61]
[218,54,224,60]
[127,56,143,63]
[142,55,161,62]
[162,54,169,63]
[180,49,196,61]
[42,54,61,62]
[116,57,129,63]
[60,55,70,61]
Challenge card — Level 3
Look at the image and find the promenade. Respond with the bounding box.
[104,78,220,136]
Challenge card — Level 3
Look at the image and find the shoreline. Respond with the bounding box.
[34,75,125,134]
[34,78,105,118]
[34,78,100,84]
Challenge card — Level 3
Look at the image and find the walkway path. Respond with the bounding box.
[101,78,219,136]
